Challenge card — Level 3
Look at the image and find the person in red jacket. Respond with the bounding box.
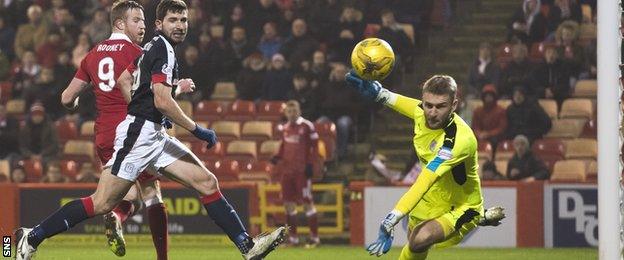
[472,84,508,149]
[272,100,320,247]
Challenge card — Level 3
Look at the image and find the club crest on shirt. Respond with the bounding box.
[162,63,172,74]
[429,140,437,152]
[437,147,453,160]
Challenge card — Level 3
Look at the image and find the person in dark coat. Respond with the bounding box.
[467,42,501,97]
[531,45,574,106]
[505,87,552,142]
[236,53,266,101]
[499,43,535,98]
[507,135,550,181]
[262,53,293,100]
[280,19,319,72]
[19,102,60,164]
[287,74,321,120]
[507,0,548,45]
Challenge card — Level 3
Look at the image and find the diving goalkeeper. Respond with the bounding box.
[346,72,502,259]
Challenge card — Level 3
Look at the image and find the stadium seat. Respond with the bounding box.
[59,160,79,180]
[177,100,193,117]
[531,138,566,160]
[239,160,273,183]
[546,119,586,138]
[573,80,597,98]
[63,140,95,163]
[564,138,597,160]
[211,121,241,142]
[242,121,273,141]
[478,141,493,161]
[195,100,226,121]
[226,140,257,161]
[580,119,596,138]
[495,140,515,161]
[467,99,482,111]
[192,141,225,161]
[579,23,596,45]
[211,82,237,100]
[560,98,593,120]
[494,160,508,178]
[497,99,512,110]
[538,99,558,119]
[496,43,513,69]
[6,99,25,116]
[80,121,95,139]
[55,119,79,144]
[314,121,337,161]
[0,81,12,103]
[0,159,10,180]
[259,140,281,160]
[529,42,555,60]
[552,160,586,181]
[227,100,256,121]
[256,101,285,121]
[210,159,240,181]
[586,160,597,179]
[19,159,43,181]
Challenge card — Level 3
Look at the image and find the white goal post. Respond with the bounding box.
[597,0,623,259]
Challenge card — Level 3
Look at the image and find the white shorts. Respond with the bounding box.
[105,115,191,181]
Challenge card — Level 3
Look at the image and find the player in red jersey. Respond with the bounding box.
[59,1,175,259]
[272,100,321,247]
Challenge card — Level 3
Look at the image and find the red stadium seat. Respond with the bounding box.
[55,119,79,144]
[226,100,256,121]
[532,138,566,161]
[314,121,337,161]
[192,141,225,161]
[256,101,285,122]
[580,119,597,138]
[195,100,226,121]
[239,160,274,183]
[478,141,493,161]
[495,140,515,161]
[529,42,556,60]
[211,159,240,182]
[0,81,12,103]
[496,43,513,69]
[59,160,79,180]
[19,159,43,182]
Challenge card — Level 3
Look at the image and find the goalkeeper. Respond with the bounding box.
[346,72,502,259]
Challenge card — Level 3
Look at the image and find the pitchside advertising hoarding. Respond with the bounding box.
[364,187,517,247]
[544,184,598,247]
[19,188,249,234]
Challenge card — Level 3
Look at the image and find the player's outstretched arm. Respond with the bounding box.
[345,71,420,119]
[61,78,88,110]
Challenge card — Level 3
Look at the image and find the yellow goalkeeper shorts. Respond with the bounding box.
[407,203,482,249]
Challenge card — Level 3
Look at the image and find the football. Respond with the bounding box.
[350,38,395,81]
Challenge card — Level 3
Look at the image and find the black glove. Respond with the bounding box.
[305,163,313,178]
[270,156,280,165]
[191,124,217,149]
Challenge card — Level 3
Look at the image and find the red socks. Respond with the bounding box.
[147,203,169,260]
[111,200,134,222]
[307,211,319,239]
[286,212,298,242]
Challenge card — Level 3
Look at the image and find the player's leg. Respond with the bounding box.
[302,179,319,247]
[103,183,140,257]
[398,219,446,260]
[16,169,133,259]
[158,151,285,258]
[281,175,299,245]
[140,179,169,260]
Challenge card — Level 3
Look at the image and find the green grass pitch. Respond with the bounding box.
[25,244,597,260]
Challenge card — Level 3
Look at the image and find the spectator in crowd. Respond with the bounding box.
[304,50,331,89]
[507,135,550,181]
[328,27,358,65]
[319,64,361,159]
[42,0,67,26]
[47,7,80,50]
[71,33,91,69]
[0,16,16,60]
[378,9,415,75]
[196,31,222,94]
[222,26,256,80]
[0,49,9,81]
[75,162,99,183]
[499,43,534,98]
[288,73,321,120]
[53,52,74,94]
[550,0,583,24]
[531,45,573,106]
[263,53,293,100]
[19,103,60,164]
[11,166,27,183]
[370,147,421,184]
[82,9,110,44]
[467,42,501,97]
[36,30,63,68]
[555,21,584,76]
[223,4,250,42]
[280,18,319,72]
[236,53,266,101]
[12,50,41,98]
[481,160,506,180]
[472,84,507,148]
[40,162,70,183]
[14,4,48,59]
[308,0,341,43]
[0,104,20,159]
[178,45,206,103]
[248,0,282,42]
[23,68,55,109]
[336,6,365,43]
[584,38,596,79]
[507,0,548,45]
[258,22,283,60]
[506,87,552,142]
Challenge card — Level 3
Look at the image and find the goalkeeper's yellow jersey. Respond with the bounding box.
[388,94,483,215]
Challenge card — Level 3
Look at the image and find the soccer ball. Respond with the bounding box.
[350,38,395,81]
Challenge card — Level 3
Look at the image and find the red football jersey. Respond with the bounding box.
[275,117,319,174]
[73,33,142,160]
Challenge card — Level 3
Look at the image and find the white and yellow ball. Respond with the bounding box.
[350,38,395,81]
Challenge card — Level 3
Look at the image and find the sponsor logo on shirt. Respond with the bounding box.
[438,147,453,160]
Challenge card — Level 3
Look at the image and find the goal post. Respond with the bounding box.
[597,0,623,259]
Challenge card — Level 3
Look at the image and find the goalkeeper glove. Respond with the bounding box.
[345,71,391,104]
[366,210,404,257]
